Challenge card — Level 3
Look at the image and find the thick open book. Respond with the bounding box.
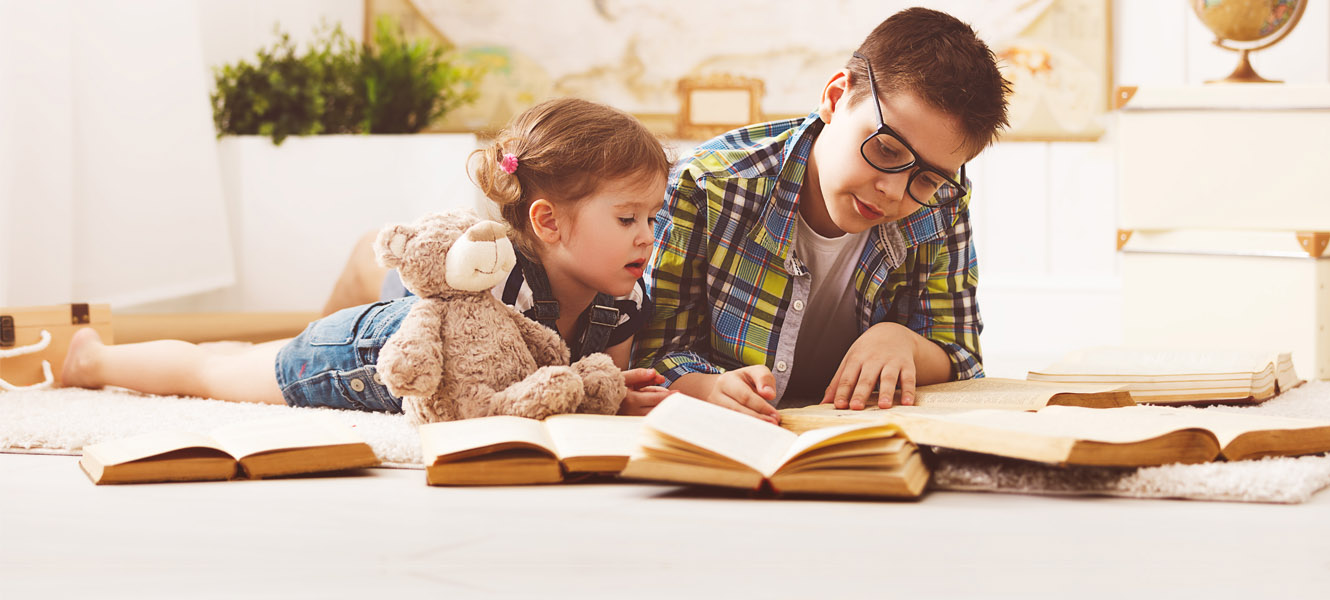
[779,378,1133,432]
[1026,347,1303,404]
[619,394,928,499]
[79,416,380,484]
[817,405,1330,467]
[419,414,644,486]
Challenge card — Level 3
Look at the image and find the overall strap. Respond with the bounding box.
[515,250,620,360]
[515,250,560,330]
[573,293,620,360]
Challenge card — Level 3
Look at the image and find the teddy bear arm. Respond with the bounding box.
[379,302,447,397]
[510,311,570,367]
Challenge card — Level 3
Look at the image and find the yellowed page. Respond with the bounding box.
[643,394,796,474]
[909,378,1127,410]
[418,416,556,463]
[543,414,643,462]
[82,431,229,467]
[774,423,903,472]
[1116,405,1330,447]
[209,415,364,460]
[891,405,1215,443]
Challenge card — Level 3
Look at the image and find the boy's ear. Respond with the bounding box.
[528,198,560,244]
[817,70,851,123]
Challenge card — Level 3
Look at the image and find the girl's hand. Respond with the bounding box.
[623,368,666,390]
[617,368,670,416]
[707,365,780,425]
[821,322,918,410]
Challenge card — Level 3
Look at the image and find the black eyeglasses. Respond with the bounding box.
[852,52,968,209]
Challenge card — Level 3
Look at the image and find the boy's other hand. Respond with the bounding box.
[618,368,670,416]
[821,322,918,410]
[708,365,780,425]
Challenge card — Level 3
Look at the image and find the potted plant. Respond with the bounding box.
[204,18,484,312]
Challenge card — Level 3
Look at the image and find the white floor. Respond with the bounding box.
[3,452,1329,599]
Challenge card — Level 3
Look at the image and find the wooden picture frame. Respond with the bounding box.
[996,0,1114,141]
[676,74,764,140]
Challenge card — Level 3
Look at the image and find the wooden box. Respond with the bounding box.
[0,304,113,387]
[1120,231,1329,380]
[1116,85,1330,231]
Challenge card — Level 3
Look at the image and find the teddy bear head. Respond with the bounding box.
[373,211,517,298]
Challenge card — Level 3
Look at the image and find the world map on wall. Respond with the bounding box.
[373,0,1110,140]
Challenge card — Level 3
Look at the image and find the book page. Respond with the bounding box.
[1275,352,1304,392]
[209,415,364,460]
[774,423,903,474]
[419,416,557,463]
[1118,405,1330,447]
[82,431,230,466]
[544,414,643,462]
[912,378,1128,410]
[1031,347,1281,377]
[893,405,1217,444]
[643,394,796,474]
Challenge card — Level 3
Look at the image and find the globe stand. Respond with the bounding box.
[1207,48,1280,84]
[1195,0,1307,86]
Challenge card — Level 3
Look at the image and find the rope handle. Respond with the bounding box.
[0,330,55,391]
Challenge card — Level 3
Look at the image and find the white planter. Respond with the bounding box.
[147,133,481,313]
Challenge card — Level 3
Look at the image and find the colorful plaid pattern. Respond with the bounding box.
[636,115,983,395]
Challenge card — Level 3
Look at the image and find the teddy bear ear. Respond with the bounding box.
[374,224,416,269]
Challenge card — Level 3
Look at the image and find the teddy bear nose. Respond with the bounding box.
[464,221,507,243]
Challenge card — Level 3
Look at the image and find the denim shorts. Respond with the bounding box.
[274,297,419,413]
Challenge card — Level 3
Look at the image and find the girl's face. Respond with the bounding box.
[544,172,666,297]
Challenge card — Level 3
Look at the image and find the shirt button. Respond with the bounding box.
[372,372,383,385]
[792,300,804,311]
[349,378,366,392]
[775,361,788,372]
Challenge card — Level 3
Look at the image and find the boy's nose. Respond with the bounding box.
[875,170,909,201]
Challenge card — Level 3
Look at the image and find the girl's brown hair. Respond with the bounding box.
[847,7,1012,157]
[469,97,670,252]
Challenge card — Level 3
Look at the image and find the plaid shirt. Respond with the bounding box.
[635,114,983,400]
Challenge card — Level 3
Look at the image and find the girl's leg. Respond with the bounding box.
[61,328,287,405]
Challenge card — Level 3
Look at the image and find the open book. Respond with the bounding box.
[419,414,644,486]
[871,405,1330,467]
[79,415,380,484]
[619,394,928,499]
[1026,347,1303,404]
[778,378,1133,433]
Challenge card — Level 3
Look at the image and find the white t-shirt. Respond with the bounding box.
[783,214,871,402]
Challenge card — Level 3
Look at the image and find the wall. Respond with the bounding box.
[973,0,1329,376]
[4,0,1326,375]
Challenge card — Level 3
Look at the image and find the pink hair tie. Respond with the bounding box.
[500,153,519,175]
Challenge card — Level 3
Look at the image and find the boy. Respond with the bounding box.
[634,7,1011,423]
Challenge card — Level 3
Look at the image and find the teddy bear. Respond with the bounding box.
[372,210,627,424]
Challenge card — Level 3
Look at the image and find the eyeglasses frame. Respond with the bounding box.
[851,51,969,208]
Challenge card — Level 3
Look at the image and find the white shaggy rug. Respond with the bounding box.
[4,382,1330,503]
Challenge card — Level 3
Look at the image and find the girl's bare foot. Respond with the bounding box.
[60,328,105,388]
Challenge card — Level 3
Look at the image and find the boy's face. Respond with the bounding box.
[803,70,970,238]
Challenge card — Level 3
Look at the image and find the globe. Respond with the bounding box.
[1190,0,1307,83]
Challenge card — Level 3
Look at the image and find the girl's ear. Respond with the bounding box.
[528,198,560,244]
[817,70,850,123]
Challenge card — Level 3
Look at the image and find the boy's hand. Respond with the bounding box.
[821,322,918,410]
[707,365,780,425]
[617,369,671,416]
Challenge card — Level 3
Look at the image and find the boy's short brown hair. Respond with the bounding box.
[848,7,1011,157]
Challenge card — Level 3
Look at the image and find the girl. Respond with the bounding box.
[60,97,673,416]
